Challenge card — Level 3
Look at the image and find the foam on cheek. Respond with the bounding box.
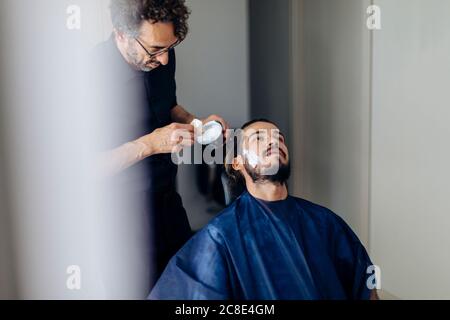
[243,149,261,168]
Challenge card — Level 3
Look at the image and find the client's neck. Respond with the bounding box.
[246,181,288,202]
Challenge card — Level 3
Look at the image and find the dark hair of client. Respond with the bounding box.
[224,119,279,186]
[110,0,191,39]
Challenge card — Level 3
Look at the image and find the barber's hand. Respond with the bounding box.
[201,114,230,140]
[137,123,195,156]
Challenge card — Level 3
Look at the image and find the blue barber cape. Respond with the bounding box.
[149,191,374,300]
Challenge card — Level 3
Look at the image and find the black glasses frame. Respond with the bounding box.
[135,38,181,60]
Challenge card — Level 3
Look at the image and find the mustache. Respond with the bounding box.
[265,145,286,158]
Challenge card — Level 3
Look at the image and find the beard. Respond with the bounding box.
[244,160,291,185]
[126,45,159,72]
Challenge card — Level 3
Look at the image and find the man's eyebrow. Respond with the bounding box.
[248,130,264,139]
[248,129,285,139]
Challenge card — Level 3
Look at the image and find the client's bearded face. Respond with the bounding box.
[242,122,291,184]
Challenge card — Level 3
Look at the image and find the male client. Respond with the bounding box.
[149,119,379,300]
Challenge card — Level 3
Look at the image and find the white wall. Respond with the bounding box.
[296,0,372,246]
[298,0,450,299]
[370,0,450,299]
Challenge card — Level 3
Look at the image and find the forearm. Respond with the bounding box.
[98,120,197,177]
[171,105,195,124]
[98,139,153,177]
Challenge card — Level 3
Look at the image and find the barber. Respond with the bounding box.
[94,0,229,287]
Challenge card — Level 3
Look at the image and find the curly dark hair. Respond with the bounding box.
[110,0,191,39]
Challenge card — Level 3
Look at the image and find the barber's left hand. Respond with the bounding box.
[202,114,230,140]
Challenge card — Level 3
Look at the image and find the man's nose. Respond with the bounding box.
[156,52,169,66]
[265,141,278,154]
[268,137,280,148]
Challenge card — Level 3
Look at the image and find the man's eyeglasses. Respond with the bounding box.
[135,38,181,60]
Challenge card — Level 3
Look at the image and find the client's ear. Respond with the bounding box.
[232,155,244,172]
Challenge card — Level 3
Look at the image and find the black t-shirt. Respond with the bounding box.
[93,36,179,193]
